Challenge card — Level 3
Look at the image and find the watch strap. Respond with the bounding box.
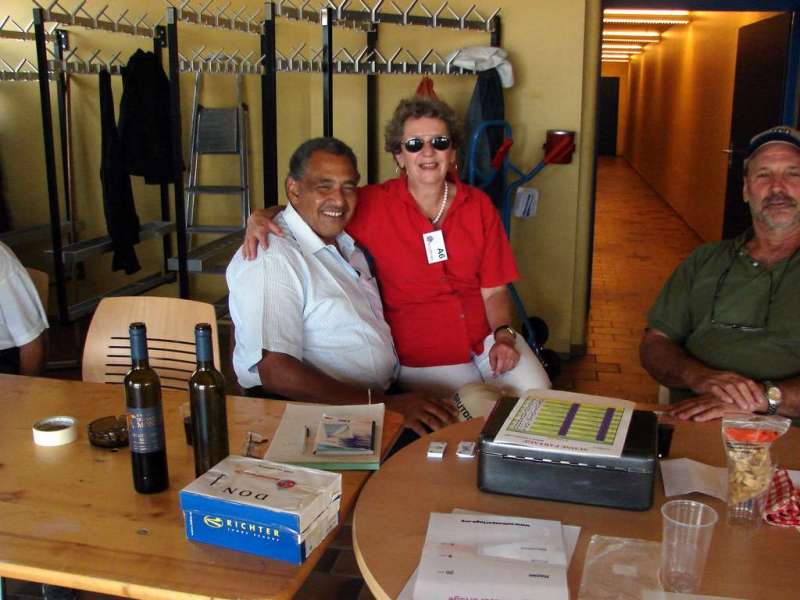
[493,325,516,341]
[763,380,781,415]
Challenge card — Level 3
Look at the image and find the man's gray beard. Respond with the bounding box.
[750,193,800,230]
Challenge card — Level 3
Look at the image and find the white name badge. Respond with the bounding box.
[423,230,448,264]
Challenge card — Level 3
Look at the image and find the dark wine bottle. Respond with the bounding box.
[124,322,169,493]
[189,323,229,476]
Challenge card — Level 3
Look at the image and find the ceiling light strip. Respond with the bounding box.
[603,39,660,44]
[603,9,689,16]
[603,30,660,37]
[604,18,689,25]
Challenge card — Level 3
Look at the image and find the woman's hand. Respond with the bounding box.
[481,285,520,376]
[489,335,519,376]
[242,206,285,260]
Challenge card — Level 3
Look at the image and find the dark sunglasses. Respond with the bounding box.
[402,135,451,153]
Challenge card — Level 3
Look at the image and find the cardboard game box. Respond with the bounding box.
[180,455,342,564]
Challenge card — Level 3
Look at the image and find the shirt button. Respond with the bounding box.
[460,314,465,319]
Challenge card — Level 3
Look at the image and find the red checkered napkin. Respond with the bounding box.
[764,469,800,529]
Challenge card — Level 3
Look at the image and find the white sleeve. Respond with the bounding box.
[229,250,305,380]
[0,268,49,348]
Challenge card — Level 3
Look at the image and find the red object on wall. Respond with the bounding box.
[415,76,438,99]
[543,129,576,164]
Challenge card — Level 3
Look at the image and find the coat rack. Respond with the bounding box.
[8,1,501,316]
[31,0,159,37]
[272,0,498,31]
[29,3,175,323]
[0,15,56,41]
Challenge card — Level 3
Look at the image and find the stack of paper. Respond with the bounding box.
[265,403,385,470]
[408,511,575,600]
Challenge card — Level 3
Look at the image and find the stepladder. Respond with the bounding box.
[170,72,250,278]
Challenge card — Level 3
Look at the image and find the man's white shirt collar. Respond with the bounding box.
[282,202,356,259]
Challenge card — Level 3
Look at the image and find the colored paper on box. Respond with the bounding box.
[493,390,634,458]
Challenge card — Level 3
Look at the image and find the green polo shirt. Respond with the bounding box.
[647,231,800,403]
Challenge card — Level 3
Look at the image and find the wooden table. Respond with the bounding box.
[353,404,800,600]
[0,374,403,599]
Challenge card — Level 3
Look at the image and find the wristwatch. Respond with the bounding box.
[763,381,782,415]
[493,325,517,343]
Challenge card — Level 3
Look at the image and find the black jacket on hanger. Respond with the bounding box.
[461,68,505,209]
[99,69,141,275]
[118,49,174,184]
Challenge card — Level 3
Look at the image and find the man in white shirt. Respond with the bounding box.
[0,241,48,375]
[227,138,456,434]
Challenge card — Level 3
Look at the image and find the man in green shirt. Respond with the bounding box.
[640,126,800,422]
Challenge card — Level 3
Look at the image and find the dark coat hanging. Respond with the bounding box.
[99,69,141,275]
[118,49,174,184]
[461,68,505,209]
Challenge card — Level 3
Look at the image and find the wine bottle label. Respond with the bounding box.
[128,406,166,453]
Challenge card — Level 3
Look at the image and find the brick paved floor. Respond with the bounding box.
[553,156,703,402]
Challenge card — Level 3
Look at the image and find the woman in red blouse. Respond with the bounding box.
[244,96,550,401]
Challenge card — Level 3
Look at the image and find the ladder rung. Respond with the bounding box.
[187,225,243,234]
[168,231,243,273]
[186,185,245,195]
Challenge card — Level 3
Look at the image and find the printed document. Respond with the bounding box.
[412,512,569,600]
[494,390,634,458]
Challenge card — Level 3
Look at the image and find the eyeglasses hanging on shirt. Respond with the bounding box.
[710,246,798,332]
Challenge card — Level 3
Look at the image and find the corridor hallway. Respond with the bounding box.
[554,156,704,403]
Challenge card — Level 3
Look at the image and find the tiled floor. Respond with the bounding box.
[552,156,702,402]
[4,157,704,599]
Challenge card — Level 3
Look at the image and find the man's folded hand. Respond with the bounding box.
[667,394,752,422]
[385,394,459,436]
[688,370,765,412]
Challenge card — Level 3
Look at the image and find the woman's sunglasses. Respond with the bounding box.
[402,135,451,153]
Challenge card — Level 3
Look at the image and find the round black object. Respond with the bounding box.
[539,349,562,381]
[88,415,129,448]
[529,316,549,346]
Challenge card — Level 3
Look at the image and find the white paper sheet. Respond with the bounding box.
[402,511,574,600]
[398,521,580,600]
[660,458,727,501]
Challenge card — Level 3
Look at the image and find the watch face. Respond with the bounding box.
[767,386,782,403]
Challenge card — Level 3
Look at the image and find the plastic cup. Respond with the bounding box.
[660,500,718,593]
